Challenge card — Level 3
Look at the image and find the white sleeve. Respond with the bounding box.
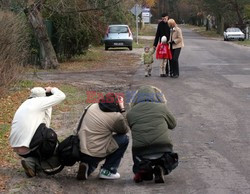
[38,87,66,111]
[43,107,52,127]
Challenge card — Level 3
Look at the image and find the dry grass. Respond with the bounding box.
[0,11,30,95]
[236,39,250,46]
[186,24,222,38]
[139,24,156,36]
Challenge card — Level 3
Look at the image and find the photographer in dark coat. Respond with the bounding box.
[153,13,171,76]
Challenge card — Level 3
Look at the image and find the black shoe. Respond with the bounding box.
[160,74,164,77]
[142,171,153,181]
[145,75,149,77]
[172,75,179,78]
[154,165,165,183]
[149,73,151,76]
[77,162,89,180]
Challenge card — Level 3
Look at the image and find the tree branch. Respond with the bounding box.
[44,0,122,14]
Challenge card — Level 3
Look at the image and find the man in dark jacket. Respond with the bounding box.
[153,13,171,76]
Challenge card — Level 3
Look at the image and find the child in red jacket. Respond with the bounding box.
[156,36,172,77]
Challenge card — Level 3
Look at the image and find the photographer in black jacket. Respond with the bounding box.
[153,13,171,76]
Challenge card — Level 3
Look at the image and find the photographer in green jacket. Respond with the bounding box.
[126,85,178,183]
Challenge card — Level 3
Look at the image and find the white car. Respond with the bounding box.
[224,27,245,41]
[103,25,133,50]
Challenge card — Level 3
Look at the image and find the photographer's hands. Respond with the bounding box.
[117,96,126,112]
[45,87,52,93]
[44,87,53,96]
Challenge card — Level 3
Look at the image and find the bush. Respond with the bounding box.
[0,11,30,95]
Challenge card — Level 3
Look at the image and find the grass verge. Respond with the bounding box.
[186,24,222,38]
[24,46,107,73]
[133,39,154,49]
[139,24,156,36]
[235,40,250,46]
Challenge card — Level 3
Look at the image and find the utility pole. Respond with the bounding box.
[135,5,139,44]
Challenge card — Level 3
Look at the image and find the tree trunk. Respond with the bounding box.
[26,4,58,69]
[216,14,224,35]
[233,0,244,28]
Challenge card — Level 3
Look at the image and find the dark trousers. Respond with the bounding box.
[165,60,169,75]
[170,48,181,76]
[80,134,129,175]
[133,152,178,175]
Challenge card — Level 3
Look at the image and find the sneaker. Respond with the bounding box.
[99,168,120,180]
[77,162,89,180]
[145,75,149,77]
[154,165,165,183]
[21,160,36,178]
[149,73,151,76]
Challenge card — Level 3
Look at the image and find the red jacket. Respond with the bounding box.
[156,43,172,59]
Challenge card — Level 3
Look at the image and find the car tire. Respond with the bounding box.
[224,37,227,41]
[105,45,109,50]
[128,46,133,51]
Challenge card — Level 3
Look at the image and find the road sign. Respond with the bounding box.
[130,4,142,16]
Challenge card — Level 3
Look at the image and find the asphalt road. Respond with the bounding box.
[5,27,250,194]
[130,27,250,194]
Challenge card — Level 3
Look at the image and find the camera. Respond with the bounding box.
[46,92,53,96]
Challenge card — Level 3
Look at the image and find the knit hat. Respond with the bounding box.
[161,36,167,43]
[30,87,46,98]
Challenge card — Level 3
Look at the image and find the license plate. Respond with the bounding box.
[114,43,123,46]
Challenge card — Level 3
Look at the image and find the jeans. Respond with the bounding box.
[80,134,129,174]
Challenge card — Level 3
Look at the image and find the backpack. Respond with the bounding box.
[29,123,58,160]
[57,105,91,166]
[28,124,64,176]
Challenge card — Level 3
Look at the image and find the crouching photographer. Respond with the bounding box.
[9,87,66,177]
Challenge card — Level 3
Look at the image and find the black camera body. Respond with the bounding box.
[46,92,53,97]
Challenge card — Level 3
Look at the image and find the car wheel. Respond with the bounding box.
[105,45,109,50]
[224,37,227,41]
[128,46,132,50]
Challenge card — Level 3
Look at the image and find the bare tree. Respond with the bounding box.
[25,0,59,69]
[0,11,30,94]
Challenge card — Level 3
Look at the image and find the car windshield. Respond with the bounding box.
[109,26,128,33]
[227,28,241,32]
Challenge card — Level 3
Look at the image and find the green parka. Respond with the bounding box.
[126,85,176,156]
